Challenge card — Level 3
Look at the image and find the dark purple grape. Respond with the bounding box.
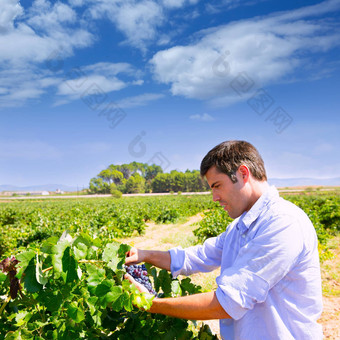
[124,264,157,296]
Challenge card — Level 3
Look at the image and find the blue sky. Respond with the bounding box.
[1,0,340,188]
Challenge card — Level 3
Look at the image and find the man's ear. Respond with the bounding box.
[238,165,250,182]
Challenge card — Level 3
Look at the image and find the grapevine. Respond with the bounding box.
[0,231,218,339]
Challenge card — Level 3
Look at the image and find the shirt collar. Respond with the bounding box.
[237,185,279,230]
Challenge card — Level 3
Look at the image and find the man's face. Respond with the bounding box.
[205,165,249,219]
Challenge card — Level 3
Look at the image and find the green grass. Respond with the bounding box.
[321,235,340,297]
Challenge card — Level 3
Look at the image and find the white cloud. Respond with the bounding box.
[0,0,96,106]
[0,67,60,107]
[28,1,77,31]
[87,0,164,51]
[190,113,214,121]
[0,57,142,107]
[162,0,199,9]
[83,62,136,76]
[58,75,127,97]
[116,93,164,109]
[84,0,200,50]
[56,62,142,104]
[150,0,340,105]
[0,1,93,66]
[0,0,23,30]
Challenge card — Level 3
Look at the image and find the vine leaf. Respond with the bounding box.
[86,263,105,287]
[62,246,78,283]
[171,280,182,297]
[16,250,35,280]
[23,258,42,293]
[35,255,48,287]
[102,243,120,272]
[52,239,70,275]
[158,269,172,296]
[67,302,85,323]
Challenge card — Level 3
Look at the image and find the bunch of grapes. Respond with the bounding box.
[125,264,157,296]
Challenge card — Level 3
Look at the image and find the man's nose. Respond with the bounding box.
[212,192,220,202]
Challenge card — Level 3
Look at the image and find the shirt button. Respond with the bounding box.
[242,234,246,238]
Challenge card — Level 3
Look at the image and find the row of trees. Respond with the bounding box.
[89,162,210,194]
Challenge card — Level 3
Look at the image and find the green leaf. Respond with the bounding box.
[95,280,123,309]
[67,302,85,323]
[73,242,88,260]
[35,255,48,286]
[118,243,131,258]
[132,292,154,310]
[16,250,36,279]
[73,233,94,248]
[23,257,42,293]
[52,239,70,274]
[86,263,105,287]
[180,277,202,295]
[62,246,78,283]
[120,291,132,312]
[0,272,6,282]
[103,286,123,309]
[41,236,59,254]
[86,296,98,316]
[95,279,112,297]
[15,311,32,327]
[92,237,102,248]
[150,267,160,292]
[107,257,120,272]
[4,330,22,339]
[102,243,119,262]
[171,280,182,297]
[38,290,62,312]
[158,269,172,296]
[102,242,124,272]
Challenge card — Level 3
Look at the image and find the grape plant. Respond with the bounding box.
[0,231,218,339]
[0,195,216,257]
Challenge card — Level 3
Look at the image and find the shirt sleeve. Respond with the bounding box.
[216,213,305,320]
[169,231,226,278]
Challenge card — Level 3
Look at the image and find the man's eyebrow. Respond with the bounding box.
[210,181,219,188]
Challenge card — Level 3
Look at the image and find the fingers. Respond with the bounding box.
[125,247,142,265]
[125,254,138,265]
[124,273,134,283]
[124,273,148,294]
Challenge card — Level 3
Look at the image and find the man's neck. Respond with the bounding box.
[246,180,270,211]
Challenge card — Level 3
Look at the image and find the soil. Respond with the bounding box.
[121,214,340,339]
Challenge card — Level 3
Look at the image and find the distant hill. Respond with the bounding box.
[0,184,80,192]
[269,177,340,188]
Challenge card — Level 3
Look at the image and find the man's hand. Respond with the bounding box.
[124,273,149,294]
[125,247,145,266]
[125,248,171,271]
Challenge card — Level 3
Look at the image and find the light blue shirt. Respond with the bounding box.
[169,186,323,339]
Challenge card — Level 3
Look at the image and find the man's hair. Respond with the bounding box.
[200,140,267,183]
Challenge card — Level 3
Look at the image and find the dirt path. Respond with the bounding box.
[122,214,340,339]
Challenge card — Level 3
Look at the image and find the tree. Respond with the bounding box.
[98,169,124,186]
[89,177,110,194]
[89,162,209,194]
[125,173,146,193]
[145,164,163,181]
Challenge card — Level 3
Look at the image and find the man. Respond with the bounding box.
[125,140,323,339]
